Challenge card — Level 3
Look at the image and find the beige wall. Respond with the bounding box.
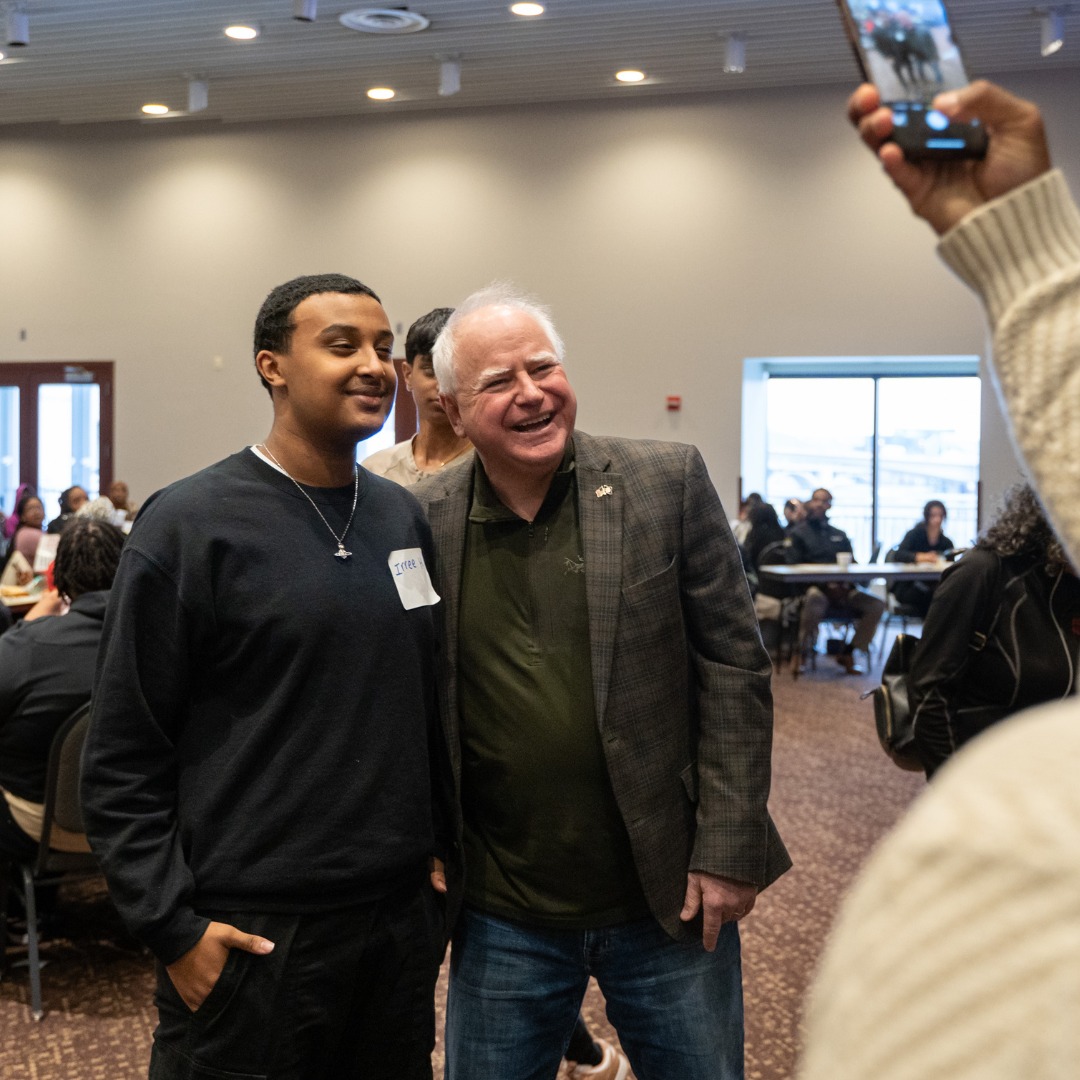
[1,70,1077,515]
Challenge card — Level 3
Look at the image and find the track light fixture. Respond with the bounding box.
[7,7,29,47]
[293,0,317,21]
[724,34,746,74]
[438,56,462,97]
[1042,8,1065,56]
[188,78,209,113]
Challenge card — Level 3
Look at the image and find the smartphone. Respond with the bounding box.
[836,0,987,161]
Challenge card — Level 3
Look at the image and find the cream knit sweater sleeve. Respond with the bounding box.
[938,169,1080,568]
[799,172,1080,1080]
[799,700,1080,1080]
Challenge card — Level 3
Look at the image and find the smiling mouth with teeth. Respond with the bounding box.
[514,413,554,431]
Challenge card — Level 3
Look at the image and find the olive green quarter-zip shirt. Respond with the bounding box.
[457,447,648,928]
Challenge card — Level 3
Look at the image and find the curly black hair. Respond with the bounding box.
[54,518,125,602]
[252,274,381,394]
[979,483,1069,575]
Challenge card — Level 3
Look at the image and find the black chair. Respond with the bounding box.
[877,545,925,646]
[0,702,100,1021]
[754,541,806,668]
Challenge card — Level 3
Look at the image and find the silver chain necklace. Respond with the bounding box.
[259,444,359,560]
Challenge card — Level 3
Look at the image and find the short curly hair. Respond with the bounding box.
[53,518,125,602]
[979,483,1069,575]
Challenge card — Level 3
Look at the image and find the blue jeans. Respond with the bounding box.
[445,908,743,1080]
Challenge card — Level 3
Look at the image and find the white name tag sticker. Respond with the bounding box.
[388,548,441,610]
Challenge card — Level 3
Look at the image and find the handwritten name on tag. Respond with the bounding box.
[388,548,441,610]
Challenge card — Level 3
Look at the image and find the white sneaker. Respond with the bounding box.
[568,1037,630,1080]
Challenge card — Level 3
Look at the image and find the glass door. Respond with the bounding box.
[0,362,114,523]
[37,383,102,516]
[0,386,20,515]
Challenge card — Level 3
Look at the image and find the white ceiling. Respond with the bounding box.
[0,1,1076,128]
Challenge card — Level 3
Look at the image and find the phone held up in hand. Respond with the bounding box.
[836,0,988,161]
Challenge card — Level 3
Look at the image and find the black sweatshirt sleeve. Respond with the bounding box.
[0,623,32,727]
[81,546,210,964]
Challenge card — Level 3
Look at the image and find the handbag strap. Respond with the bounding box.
[969,551,1004,653]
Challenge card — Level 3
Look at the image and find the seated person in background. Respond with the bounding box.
[744,502,786,569]
[730,491,764,545]
[46,485,89,534]
[788,488,884,675]
[106,479,137,522]
[78,496,125,523]
[783,498,806,532]
[11,494,47,566]
[3,482,36,542]
[744,502,793,658]
[890,498,953,617]
[909,483,1080,778]
[363,307,472,483]
[0,518,125,864]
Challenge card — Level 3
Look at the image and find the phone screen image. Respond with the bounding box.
[844,1,968,100]
[838,0,987,159]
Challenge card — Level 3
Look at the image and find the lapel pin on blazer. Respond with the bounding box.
[595,484,613,498]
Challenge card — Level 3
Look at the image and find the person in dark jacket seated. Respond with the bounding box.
[744,503,793,662]
[46,485,89,535]
[788,488,884,675]
[782,498,806,533]
[910,483,1080,778]
[890,499,954,617]
[0,517,125,862]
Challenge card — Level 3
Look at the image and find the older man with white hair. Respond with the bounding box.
[413,284,790,1080]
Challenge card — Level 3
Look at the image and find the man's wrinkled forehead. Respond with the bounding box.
[470,351,559,388]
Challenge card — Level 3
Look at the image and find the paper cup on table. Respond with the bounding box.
[836,552,853,568]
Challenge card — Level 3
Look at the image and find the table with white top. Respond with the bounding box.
[757,561,948,587]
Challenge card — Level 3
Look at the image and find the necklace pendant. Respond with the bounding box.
[335,544,352,560]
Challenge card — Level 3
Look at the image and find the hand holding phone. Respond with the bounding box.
[836,0,987,161]
[848,80,1052,235]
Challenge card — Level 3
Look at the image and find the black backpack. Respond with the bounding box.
[866,553,1002,772]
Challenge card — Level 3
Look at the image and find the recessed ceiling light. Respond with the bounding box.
[224,24,259,40]
[615,69,645,83]
[510,3,545,15]
[367,87,396,101]
[141,104,170,116]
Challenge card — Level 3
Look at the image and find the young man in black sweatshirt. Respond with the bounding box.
[82,274,448,1080]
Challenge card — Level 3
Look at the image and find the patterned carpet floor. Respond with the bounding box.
[1,644,924,1078]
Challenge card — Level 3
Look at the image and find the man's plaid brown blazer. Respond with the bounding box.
[414,430,791,939]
